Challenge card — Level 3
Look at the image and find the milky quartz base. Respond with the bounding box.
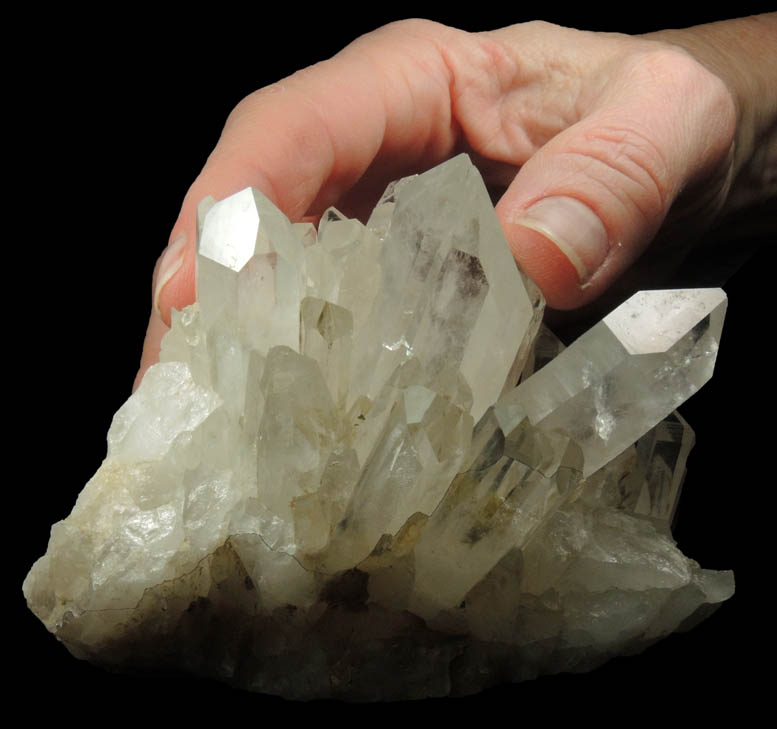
[23,156,733,700]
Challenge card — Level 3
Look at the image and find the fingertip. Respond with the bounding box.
[136,229,194,391]
[503,223,587,310]
[153,231,196,326]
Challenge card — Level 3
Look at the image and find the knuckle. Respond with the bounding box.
[565,125,671,223]
[624,45,736,139]
[636,45,706,84]
[374,18,447,37]
[227,82,287,123]
[221,91,266,138]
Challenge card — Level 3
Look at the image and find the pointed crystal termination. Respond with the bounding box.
[495,288,726,476]
[196,187,307,354]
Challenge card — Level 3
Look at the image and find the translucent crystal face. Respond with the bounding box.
[497,288,726,476]
[23,155,733,701]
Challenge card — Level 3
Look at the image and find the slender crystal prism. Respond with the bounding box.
[496,288,726,476]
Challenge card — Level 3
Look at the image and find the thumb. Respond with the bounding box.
[496,47,735,310]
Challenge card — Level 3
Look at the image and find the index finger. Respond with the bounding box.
[154,20,464,326]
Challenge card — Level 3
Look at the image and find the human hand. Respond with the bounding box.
[136,14,776,389]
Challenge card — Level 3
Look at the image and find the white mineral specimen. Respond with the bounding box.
[23,155,734,701]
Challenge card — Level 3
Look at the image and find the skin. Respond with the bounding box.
[136,14,776,391]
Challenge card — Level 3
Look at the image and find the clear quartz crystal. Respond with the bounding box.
[23,155,733,701]
[495,288,726,476]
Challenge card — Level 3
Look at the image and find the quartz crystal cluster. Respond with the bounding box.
[24,155,733,700]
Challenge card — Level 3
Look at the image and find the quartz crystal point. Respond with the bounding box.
[24,155,733,701]
[496,288,726,476]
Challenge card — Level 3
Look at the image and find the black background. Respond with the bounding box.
[13,4,774,720]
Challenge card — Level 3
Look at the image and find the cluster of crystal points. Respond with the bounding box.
[24,156,733,700]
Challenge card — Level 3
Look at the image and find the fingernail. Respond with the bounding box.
[153,233,187,317]
[515,197,609,283]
